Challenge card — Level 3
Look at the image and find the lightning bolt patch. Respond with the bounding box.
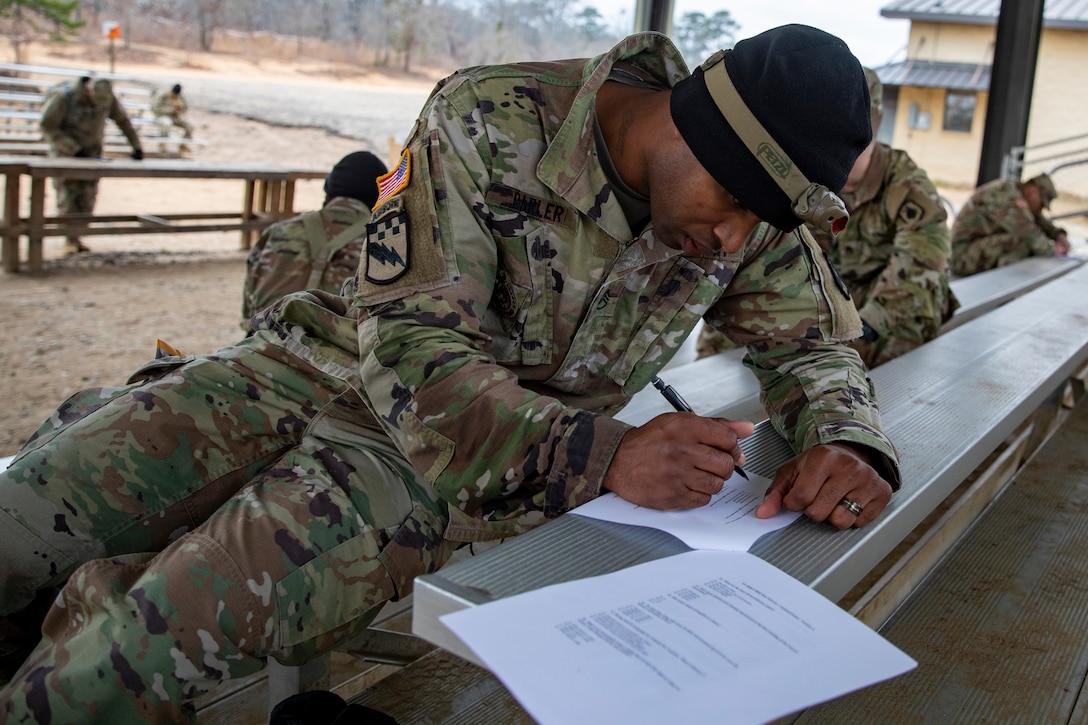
[365,208,410,284]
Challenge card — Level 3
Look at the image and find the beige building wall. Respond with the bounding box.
[906,21,994,64]
[889,21,1088,204]
[1025,28,1088,202]
[892,85,984,187]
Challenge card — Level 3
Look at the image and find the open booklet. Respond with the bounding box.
[439,471,917,725]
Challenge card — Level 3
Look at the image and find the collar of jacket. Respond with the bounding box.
[841,141,889,211]
[537,32,688,244]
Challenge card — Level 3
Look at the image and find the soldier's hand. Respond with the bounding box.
[602,412,754,510]
[756,442,893,529]
[131,149,144,161]
[73,148,90,158]
[1054,234,1071,256]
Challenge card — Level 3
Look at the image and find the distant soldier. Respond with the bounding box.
[242,151,388,327]
[698,68,956,368]
[39,76,144,255]
[151,83,194,142]
[951,173,1071,277]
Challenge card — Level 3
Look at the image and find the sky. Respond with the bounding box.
[594,0,913,69]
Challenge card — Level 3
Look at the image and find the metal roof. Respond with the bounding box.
[881,0,1088,29]
[874,59,992,90]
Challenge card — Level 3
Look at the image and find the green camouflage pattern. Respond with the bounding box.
[241,197,373,327]
[951,177,1067,276]
[0,32,899,721]
[698,144,955,369]
[0,304,455,722]
[150,87,193,138]
[821,143,955,367]
[39,80,143,158]
[39,80,143,219]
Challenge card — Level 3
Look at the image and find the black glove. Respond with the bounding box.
[860,320,879,342]
[73,148,90,158]
[131,149,144,161]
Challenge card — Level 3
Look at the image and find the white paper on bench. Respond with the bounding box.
[569,469,800,551]
[441,549,916,725]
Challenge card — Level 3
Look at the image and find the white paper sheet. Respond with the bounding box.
[570,470,801,551]
[442,550,916,725]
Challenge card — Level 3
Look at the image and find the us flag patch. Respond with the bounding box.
[373,149,410,209]
[365,209,410,284]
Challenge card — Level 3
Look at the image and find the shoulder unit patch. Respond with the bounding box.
[365,196,410,284]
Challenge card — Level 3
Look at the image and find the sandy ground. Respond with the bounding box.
[0,105,379,455]
[0,37,417,455]
[1,42,1087,457]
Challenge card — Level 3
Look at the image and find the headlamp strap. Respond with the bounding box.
[701,58,850,234]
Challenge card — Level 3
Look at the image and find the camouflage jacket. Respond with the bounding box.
[951,177,1066,276]
[815,143,956,367]
[241,197,372,326]
[39,81,142,157]
[151,89,188,118]
[252,33,900,542]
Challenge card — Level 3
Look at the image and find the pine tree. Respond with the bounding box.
[1,0,84,64]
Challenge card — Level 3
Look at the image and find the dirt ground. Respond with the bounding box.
[2,42,1087,458]
[0,39,428,456]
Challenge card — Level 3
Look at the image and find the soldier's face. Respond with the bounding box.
[648,131,760,256]
[1022,185,1045,215]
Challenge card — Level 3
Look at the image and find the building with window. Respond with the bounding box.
[876,0,1088,201]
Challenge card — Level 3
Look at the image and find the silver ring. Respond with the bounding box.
[839,497,864,516]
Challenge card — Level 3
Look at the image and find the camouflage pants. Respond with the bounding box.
[155,114,194,139]
[0,337,454,723]
[52,177,98,216]
[951,234,1034,277]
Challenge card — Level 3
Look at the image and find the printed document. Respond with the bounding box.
[442,549,916,725]
[570,470,801,551]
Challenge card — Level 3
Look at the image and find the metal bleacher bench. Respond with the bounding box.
[618,254,1086,428]
[798,389,1088,722]
[377,261,1088,721]
[242,254,1088,720]
[0,64,201,159]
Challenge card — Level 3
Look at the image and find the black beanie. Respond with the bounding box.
[670,24,871,231]
[324,151,389,207]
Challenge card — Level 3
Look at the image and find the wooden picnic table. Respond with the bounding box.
[0,155,327,273]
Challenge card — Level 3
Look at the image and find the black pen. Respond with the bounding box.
[650,375,750,480]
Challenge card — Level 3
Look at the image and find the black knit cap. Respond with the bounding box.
[670,24,871,231]
[324,151,389,207]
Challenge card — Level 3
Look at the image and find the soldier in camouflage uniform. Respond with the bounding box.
[698,68,956,368]
[241,150,388,327]
[0,27,899,722]
[951,172,1071,276]
[39,77,144,255]
[150,83,194,140]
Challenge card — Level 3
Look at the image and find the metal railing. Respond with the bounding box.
[1002,132,1088,220]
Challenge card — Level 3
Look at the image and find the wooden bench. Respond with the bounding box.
[399,263,1088,718]
[0,156,327,273]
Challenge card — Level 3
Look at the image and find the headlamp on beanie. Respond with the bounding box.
[701,54,849,234]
